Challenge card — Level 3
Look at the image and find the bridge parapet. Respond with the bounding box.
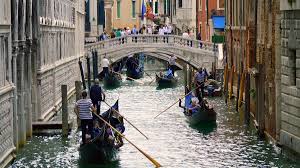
[85,35,215,53]
[84,35,218,70]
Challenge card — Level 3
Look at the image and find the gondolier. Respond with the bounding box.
[90,79,106,116]
[168,54,177,75]
[102,54,110,77]
[194,67,207,101]
[75,90,96,144]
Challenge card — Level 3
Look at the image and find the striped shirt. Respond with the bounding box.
[75,99,93,120]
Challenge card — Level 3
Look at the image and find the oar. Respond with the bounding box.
[131,61,153,79]
[154,85,201,119]
[92,112,162,167]
[112,71,144,84]
[103,101,149,140]
[148,73,157,85]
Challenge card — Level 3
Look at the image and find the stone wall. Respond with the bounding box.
[37,0,85,121]
[0,0,15,167]
[280,0,300,154]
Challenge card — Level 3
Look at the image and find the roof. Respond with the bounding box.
[212,16,225,29]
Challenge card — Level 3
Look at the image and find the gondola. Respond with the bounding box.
[204,79,222,97]
[103,72,122,88]
[126,67,144,79]
[179,92,216,125]
[79,100,125,163]
[156,69,177,88]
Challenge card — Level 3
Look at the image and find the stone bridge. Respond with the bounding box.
[84,35,218,70]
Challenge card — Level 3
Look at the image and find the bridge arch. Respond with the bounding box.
[85,35,218,71]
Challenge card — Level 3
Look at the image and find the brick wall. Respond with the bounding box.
[280,8,300,154]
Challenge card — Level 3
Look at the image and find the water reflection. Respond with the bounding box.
[189,121,217,135]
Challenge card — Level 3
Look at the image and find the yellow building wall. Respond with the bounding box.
[112,0,141,29]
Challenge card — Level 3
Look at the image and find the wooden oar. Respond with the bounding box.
[103,101,149,140]
[112,71,144,84]
[154,85,201,119]
[92,112,162,167]
[148,73,157,85]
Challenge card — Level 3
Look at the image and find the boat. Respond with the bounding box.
[103,72,122,88]
[156,69,177,88]
[126,67,144,79]
[79,100,125,163]
[204,79,222,97]
[179,91,216,124]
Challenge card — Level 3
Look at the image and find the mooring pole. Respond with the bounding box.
[75,81,81,128]
[61,85,68,137]
[86,55,91,90]
[78,59,86,89]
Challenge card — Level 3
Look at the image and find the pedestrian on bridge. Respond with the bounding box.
[90,79,106,117]
[75,90,95,144]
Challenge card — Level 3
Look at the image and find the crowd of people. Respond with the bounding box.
[98,24,175,41]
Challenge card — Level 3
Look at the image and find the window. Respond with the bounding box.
[132,0,136,18]
[117,0,121,18]
[178,0,182,8]
[289,49,296,86]
[155,1,158,14]
[217,0,225,10]
[199,0,202,11]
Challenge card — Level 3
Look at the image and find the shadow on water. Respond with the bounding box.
[189,121,217,135]
[78,160,120,168]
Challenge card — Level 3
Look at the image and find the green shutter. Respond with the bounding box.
[117,1,121,18]
[155,2,158,14]
[132,1,136,18]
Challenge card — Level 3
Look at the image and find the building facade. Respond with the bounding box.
[85,0,106,36]
[279,0,300,154]
[112,0,142,29]
[197,0,225,42]
[0,1,15,167]
[0,1,85,167]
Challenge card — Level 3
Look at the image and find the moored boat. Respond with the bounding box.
[79,100,125,163]
[179,92,216,124]
[204,79,222,97]
[103,72,122,88]
[156,69,177,88]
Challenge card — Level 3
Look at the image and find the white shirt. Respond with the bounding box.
[163,26,168,33]
[182,32,189,38]
[121,31,126,37]
[147,27,152,34]
[159,28,164,35]
[102,58,109,67]
[167,26,172,34]
[168,56,176,65]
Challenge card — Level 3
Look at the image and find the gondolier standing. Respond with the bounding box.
[102,54,110,77]
[168,54,177,75]
[194,67,207,101]
[75,90,96,144]
[90,79,106,116]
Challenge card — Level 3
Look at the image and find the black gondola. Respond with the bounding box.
[103,72,122,88]
[156,70,177,87]
[79,100,125,163]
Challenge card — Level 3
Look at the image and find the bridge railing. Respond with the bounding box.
[84,35,215,53]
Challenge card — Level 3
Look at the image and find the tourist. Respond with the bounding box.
[102,54,110,77]
[168,54,177,75]
[167,25,173,35]
[115,28,122,37]
[163,25,168,35]
[188,97,201,115]
[182,31,189,38]
[90,79,106,116]
[110,31,116,38]
[126,27,131,35]
[159,25,164,35]
[147,25,153,34]
[132,25,138,34]
[74,90,95,144]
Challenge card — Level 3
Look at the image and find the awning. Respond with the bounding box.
[212,16,225,29]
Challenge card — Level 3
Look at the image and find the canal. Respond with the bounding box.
[10,71,299,168]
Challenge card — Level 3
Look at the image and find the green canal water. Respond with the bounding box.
[10,71,300,168]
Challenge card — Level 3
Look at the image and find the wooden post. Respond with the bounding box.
[78,59,86,89]
[183,64,187,94]
[188,65,192,91]
[92,50,98,80]
[75,81,81,128]
[86,56,91,90]
[61,85,68,137]
[229,66,234,99]
[236,66,241,111]
[244,72,250,124]
[257,64,265,137]
[224,64,228,104]
[238,71,245,107]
